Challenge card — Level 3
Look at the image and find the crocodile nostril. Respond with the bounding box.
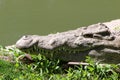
[23,35,30,40]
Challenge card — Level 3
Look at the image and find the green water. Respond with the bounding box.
[0,0,120,45]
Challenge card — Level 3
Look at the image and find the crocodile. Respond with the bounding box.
[16,19,120,64]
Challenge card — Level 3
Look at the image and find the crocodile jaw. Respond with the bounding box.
[16,35,39,49]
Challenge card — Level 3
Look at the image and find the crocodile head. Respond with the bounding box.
[16,35,39,49]
[15,35,89,61]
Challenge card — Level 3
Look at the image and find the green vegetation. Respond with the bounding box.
[0,45,120,80]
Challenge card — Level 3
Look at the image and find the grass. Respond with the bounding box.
[0,45,120,80]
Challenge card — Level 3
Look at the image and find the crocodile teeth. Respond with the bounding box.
[37,48,40,52]
[32,45,35,51]
[33,45,37,50]
[32,45,39,53]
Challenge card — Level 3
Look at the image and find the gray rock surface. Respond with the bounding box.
[16,19,120,64]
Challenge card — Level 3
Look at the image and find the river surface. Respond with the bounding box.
[0,0,120,45]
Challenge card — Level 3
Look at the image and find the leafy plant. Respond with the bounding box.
[0,45,120,80]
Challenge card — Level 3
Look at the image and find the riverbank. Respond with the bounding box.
[0,45,120,79]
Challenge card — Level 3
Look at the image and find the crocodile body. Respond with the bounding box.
[16,19,120,64]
